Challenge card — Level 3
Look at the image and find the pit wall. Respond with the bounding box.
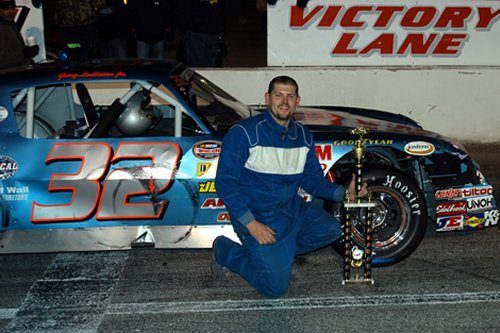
[198,67,500,143]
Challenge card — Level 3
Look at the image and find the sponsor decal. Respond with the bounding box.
[315,144,332,161]
[0,186,29,201]
[198,181,217,193]
[193,141,222,160]
[382,174,421,215]
[57,71,126,80]
[332,139,393,146]
[217,212,230,222]
[464,214,485,228]
[0,106,8,122]
[466,195,494,213]
[404,141,435,156]
[437,215,464,231]
[0,156,18,180]
[201,198,225,209]
[435,185,494,199]
[436,201,467,216]
[484,210,499,227]
[197,162,212,177]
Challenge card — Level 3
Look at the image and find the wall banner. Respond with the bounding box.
[267,0,500,66]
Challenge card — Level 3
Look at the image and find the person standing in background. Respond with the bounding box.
[53,0,105,62]
[0,0,39,69]
[97,0,128,58]
[128,0,172,59]
[176,0,227,67]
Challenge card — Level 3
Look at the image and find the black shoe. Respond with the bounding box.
[210,236,227,279]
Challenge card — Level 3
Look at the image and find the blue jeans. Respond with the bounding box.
[214,201,341,298]
[136,40,165,59]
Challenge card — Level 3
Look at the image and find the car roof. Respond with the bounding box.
[0,59,186,85]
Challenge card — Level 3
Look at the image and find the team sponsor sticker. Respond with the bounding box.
[436,201,467,216]
[466,195,494,213]
[435,185,494,200]
[0,156,18,180]
[198,181,217,193]
[404,141,435,156]
[484,210,499,227]
[197,162,212,177]
[464,214,485,229]
[217,212,230,222]
[201,198,225,209]
[0,106,8,122]
[192,141,222,160]
[437,215,464,231]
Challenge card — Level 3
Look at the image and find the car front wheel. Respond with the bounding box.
[327,168,428,266]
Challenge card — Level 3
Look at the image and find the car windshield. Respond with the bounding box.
[170,66,252,131]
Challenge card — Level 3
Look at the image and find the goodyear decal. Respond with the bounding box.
[0,156,18,180]
[332,139,393,146]
[404,141,435,156]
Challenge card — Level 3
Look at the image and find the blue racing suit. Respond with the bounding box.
[214,109,345,298]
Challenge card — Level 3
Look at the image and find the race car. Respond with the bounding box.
[0,60,497,266]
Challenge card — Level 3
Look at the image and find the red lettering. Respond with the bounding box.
[476,7,500,29]
[315,145,332,161]
[400,7,436,28]
[360,33,394,55]
[374,6,405,28]
[318,6,342,27]
[397,33,438,55]
[448,216,462,228]
[290,5,324,27]
[435,7,473,29]
[340,6,373,28]
[433,34,467,55]
[332,33,358,54]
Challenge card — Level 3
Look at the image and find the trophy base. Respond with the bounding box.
[344,202,377,208]
[342,278,374,285]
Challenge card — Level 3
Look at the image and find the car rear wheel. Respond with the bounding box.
[326,168,428,266]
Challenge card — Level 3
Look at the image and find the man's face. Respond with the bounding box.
[265,83,301,127]
[0,7,16,21]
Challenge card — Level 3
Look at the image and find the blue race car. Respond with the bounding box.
[0,60,497,266]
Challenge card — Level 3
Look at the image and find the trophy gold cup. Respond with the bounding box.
[342,127,375,285]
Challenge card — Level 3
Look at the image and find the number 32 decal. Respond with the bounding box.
[31,142,180,223]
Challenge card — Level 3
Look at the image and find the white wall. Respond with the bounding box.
[199,67,500,143]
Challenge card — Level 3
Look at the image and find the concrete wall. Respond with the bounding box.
[198,67,500,143]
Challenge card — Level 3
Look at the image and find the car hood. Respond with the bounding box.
[294,106,439,138]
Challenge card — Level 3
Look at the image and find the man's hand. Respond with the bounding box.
[247,220,276,245]
[347,173,369,201]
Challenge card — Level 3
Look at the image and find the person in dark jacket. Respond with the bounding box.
[176,0,227,67]
[97,0,128,58]
[128,0,172,59]
[212,76,364,298]
[0,0,39,69]
[54,0,105,62]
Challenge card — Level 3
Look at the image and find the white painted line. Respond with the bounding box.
[0,308,17,319]
[106,291,500,315]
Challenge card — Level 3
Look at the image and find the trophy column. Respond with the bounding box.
[342,127,375,285]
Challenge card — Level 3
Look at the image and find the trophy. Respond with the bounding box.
[342,127,375,285]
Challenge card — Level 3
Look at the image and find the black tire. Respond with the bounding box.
[327,168,427,266]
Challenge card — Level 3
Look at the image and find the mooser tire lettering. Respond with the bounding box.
[31,142,180,222]
[382,174,421,215]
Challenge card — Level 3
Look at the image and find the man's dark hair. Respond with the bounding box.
[267,76,299,96]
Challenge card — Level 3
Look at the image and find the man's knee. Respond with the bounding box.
[256,270,291,298]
